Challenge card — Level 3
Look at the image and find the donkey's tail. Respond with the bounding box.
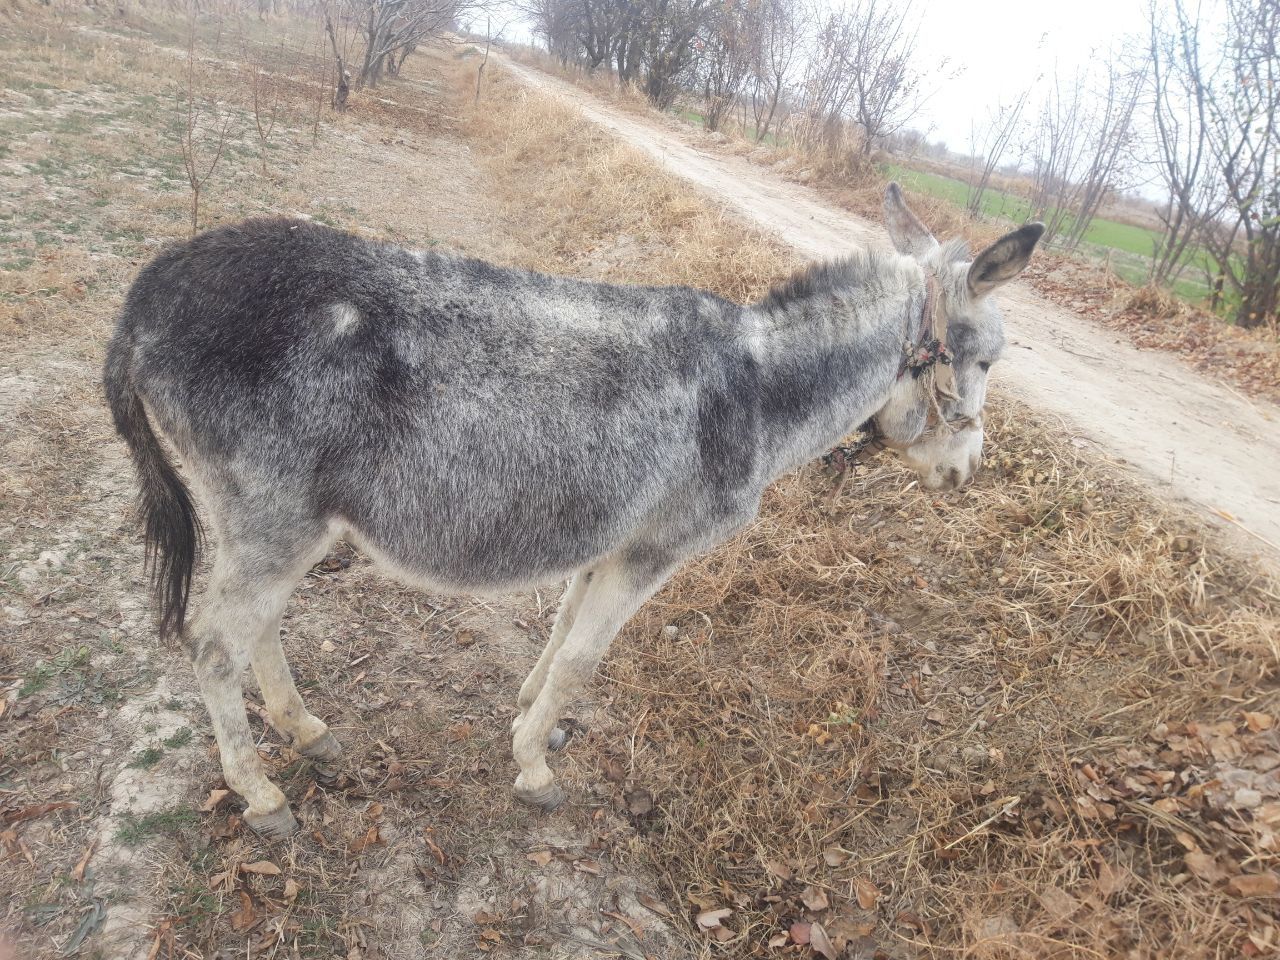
[103,331,203,642]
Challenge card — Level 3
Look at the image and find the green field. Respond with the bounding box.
[882,162,1217,304]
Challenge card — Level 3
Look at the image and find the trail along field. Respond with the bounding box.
[2,12,1280,960]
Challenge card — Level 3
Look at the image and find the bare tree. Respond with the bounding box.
[348,0,469,88]
[1202,0,1279,328]
[1146,0,1218,285]
[746,0,799,143]
[178,5,235,236]
[842,0,923,154]
[792,0,925,157]
[697,0,753,131]
[966,87,1030,218]
[1060,56,1145,250]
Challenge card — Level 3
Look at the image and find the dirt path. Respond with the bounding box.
[499,56,1280,568]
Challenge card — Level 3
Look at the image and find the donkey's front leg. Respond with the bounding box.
[189,571,299,839]
[511,558,668,810]
[249,619,341,763]
[513,573,591,751]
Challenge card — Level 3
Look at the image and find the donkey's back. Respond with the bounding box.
[106,218,760,616]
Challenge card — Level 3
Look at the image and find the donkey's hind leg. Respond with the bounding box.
[513,573,591,750]
[189,526,327,840]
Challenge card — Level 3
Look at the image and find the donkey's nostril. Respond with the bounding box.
[946,467,962,489]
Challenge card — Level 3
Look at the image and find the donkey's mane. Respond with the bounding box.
[756,238,972,316]
[755,247,888,314]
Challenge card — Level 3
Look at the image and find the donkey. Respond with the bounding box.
[103,184,1043,838]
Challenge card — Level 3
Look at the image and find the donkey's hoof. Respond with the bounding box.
[298,732,343,763]
[244,803,299,840]
[515,783,567,812]
[547,726,571,753]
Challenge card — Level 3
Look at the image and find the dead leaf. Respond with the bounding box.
[696,907,732,929]
[283,879,299,902]
[1,801,76,825]
[348,826,381,855]
[1095,860,1131,898]
[229,890,257,932]
[767,931,788,948]
[1185,851,1229,884]
[241,860,281,876]
[1229,873,1280,898]
[199,789,230,813]
[526,849,553,867]
[637,893,671,917]
[822,847,850,867]
[71,837,98,882]
[424,828,446,865]
[365,801,384,820]
[854,877,879,910]
[763,858,792,881]
[1245,712,1274,732]
[801,885,830,912]
[208,870,235,891]
[789,921,812,945]
[1037,887,1081,923]
[574,858,601,876]
[625,788,654,816]
[809,922,838,960]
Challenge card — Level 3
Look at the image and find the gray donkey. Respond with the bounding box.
[104,184,1042,838]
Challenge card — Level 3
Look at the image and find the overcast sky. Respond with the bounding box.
[912,0,1151,151]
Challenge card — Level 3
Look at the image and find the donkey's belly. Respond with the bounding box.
[336,483,644,596]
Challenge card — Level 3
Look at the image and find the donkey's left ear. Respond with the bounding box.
[883,182,939,259]
[967,222,1046,298]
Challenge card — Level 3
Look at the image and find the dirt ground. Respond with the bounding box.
[3,10,1280,960]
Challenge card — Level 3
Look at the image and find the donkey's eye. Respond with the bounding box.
[978,361,991,372]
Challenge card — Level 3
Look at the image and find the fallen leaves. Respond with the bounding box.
[695,906,734,943]
[1,801,76,825]
[240,860,282,876]
[1228,873,1280,899]
[71,837,98,882]
[800,885,829,912]
[809,921,838,960]
[199,789,231,813]
[853,877,879,910]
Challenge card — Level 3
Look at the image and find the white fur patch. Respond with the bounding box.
[327,301,362,336]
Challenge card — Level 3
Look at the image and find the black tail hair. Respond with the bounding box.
[103,334,203,642]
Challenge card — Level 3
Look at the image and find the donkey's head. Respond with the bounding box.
[871,184,1044,490]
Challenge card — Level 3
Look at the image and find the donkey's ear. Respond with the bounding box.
[967,222,1046,298]
[883,182,939,259]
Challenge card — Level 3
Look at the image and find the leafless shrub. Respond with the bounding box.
[177,5,235,235]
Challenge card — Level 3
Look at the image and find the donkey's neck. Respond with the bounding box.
[746,263,916,479]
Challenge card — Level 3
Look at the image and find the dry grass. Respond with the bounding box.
[461,60,1280,958]
[464,65,798,302]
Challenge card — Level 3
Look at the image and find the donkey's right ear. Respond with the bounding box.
[883,182,939,259]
